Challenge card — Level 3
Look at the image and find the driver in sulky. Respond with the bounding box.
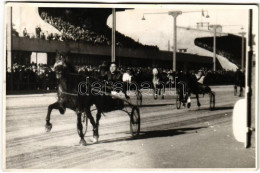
[195,69,206,92]
[105,62,130,99]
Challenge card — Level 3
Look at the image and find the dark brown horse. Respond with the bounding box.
[234,68,245,97]
[45,51,113,146]
[178,71,214,109]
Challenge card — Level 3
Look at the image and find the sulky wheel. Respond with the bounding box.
[77,112,88,137]
[176,93,182,109]
[209,92,215,111]
[136,90,142,106]
[130,106,141,137]
[76,109,97,137]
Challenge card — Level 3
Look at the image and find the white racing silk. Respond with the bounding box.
[123,73,132,82]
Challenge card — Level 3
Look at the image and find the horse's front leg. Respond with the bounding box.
[239,85,243,97]
[123,82,130,99]
[154,86,158,100]
[77,113,87,146]
[161,86,165,99]
[234,85,237,96]
[95,110,102,141]
[186,91,192,108]
[196,93,201,108]
[85,108,98,143]
[45,102,62,132]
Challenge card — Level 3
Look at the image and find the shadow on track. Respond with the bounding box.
[94,127,206,145]
[198,106,234,111]
[139,103,174,107]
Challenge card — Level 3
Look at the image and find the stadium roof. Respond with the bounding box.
[194,34,245,67]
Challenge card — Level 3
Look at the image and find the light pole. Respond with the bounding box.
[168,11,182,72]
[7,6,13,90]
[111,8,116,62]
[210,24,222,71]
[238,31,246,72]
[142,10,209,72]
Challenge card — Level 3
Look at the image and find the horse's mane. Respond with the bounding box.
[62,61,102,93]
[55,51,100,95]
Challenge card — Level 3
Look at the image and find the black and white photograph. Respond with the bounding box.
[2,1,258,170]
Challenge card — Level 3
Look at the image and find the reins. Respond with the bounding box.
[58,86,78,96]
[57,74,134,106]
[57,72,98,97]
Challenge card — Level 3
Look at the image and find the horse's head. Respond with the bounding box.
[152,68,158,76]
[53,50,69,79]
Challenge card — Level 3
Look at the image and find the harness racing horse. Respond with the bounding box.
[152,68,166,99]
[45,51,120,146]
[184,72,215,109]
[234,69,245,97]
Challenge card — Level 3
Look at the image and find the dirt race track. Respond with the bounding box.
[4,86,255,169]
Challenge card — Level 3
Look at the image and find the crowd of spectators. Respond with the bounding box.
[13,11,159,50]
[40,11,111,44]
[195,40,238,66]
[6,63,56,91]
[6,62,240,92]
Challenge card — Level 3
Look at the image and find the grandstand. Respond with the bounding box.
[38,8,159,50]
[9,7,219,71]
[176,26,238,70]
[10,7,244,71]
[8,7,241,92]
[194,34,246,67]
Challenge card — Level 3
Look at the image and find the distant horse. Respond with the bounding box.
[234,69,245,97]
[152,68,166,99]
[182,71,214,109]
[45,51,123,146]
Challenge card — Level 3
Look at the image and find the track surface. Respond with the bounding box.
[5,86,255,169]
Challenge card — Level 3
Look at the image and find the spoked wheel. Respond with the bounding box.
[130,106,141,137]
[77,109,98,137]
[77,112,88,137]
[176,94,182,109]
[136,90,142,106]
[209,92,215,110]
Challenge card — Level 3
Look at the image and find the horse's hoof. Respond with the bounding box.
[162,96,164,99]
[198,103,201,107]
[92,136,99,143]
[59,108,66,114]
[45,123,52,132]
[187,103,191,108]
[79,139,87,146]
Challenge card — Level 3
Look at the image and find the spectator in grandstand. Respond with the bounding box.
[40,32,46,40]
[35,26,42,38]
[47,33,54,40]
[23,28,28,37]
